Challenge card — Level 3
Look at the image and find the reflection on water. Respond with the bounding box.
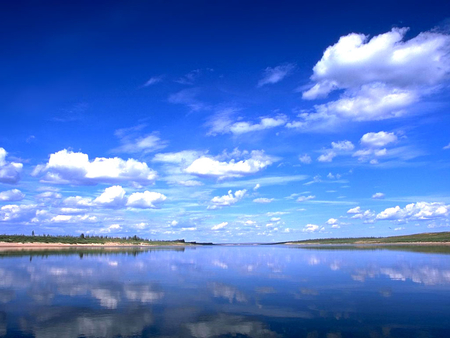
[1,245,450,337]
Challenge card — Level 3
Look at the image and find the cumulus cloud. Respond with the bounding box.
[326,218,338,225]
[208,190,246,209]
[376,202,449,222]
[372,192,385,199]
[299,154,312,164]
[126,191,167,209]
[332,140,354,151]
[361,131,397,148]
[94,186,127,208]
[302,224,324,233]
[211,222,228,230]
[0,189,24,202]
[318,151,336,163]
[185,150,275,180]
[258,63,296,87]
[296,195,315,202]
[347,206,375,222]
[0,204,37,222]
[294,28,450,129]
[253,198,274,204]
[63,196,94,208]
[0,148,23,184]
[33,149,157,185]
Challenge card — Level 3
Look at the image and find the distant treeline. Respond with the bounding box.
[285,231,450,244]
[0,233,187,245]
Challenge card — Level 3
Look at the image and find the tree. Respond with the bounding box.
[80,233,85,239]
[32,230,35,236]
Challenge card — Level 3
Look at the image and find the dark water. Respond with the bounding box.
[1,245,450,338]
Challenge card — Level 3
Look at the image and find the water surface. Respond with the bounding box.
[1,245,450,337]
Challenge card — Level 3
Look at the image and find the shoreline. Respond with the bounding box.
[285,241,450,246]
[0,242,189,248]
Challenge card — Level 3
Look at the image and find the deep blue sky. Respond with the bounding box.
[1,1,450,242]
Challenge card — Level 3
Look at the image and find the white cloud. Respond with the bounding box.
[258,63,296,87]
[126,191,167,209]
[318,151,336,162]
[303,28,450,99]
[296,195,315,202]
[153,150,204,164]
[0,148,23,184]
[361,131,397,148]
[326,218,338,225]
[376,202,449,221]
[113,133,167,154]
[331,224,341,229]
[0,189,24,202]
[299,154,312,164]
[185,150,274,179]
[0,204,37,222]
[49,214,97,223]
[302,224,324,232]
[332,140,354,151]
[444,143,450,150]
[347,206,362,214]
[372,192,385,199]
[207,113,287,135]
[94,185,127,208]
[176,180,203,187]
[253,183,261,191]
[211,222,228,230]
[208,189,247,209]
[253,198,274,204]
[297,28,450,128]
[34,149,157,185]
[63,196,94,208]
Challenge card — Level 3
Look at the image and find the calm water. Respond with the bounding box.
[1,245,450,338]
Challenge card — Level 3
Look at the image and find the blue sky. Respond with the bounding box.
[1,0,450,242]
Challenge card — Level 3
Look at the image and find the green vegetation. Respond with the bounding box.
[285,231,450,245]
[0,234,189,246]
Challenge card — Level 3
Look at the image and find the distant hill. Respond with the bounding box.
[283,232,450,245]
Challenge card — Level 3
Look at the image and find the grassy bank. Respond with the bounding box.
[0,234,192,246]
[285,231,450,245]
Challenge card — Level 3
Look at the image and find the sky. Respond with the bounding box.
[1,0,450,243]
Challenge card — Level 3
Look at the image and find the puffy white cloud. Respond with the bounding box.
[361,131,397,148]
[0,204,37,222]
[211,222,228,230]
[0,189,24,201]
[35,191,62,200]
[63,196,94,208]
[376,202,449,221]
[296,195,315,202]
[253,198,274,204]
[332,140,354,151]
[372,192,385,199]
[258,63,296,87]
[185,151,274,179]
[94,185,127,208]
[347,206,362,214]
[302,224,324,233]
[297,28,450,128]
[326,218,338,225]
[318,151,336,162]
[208,190,246,209]
[49,214,98,223]
[299,154,312,164]
[126,191,167,209]
[34,149,157,185]
[0,148,23,184]
[303,28,450,99]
